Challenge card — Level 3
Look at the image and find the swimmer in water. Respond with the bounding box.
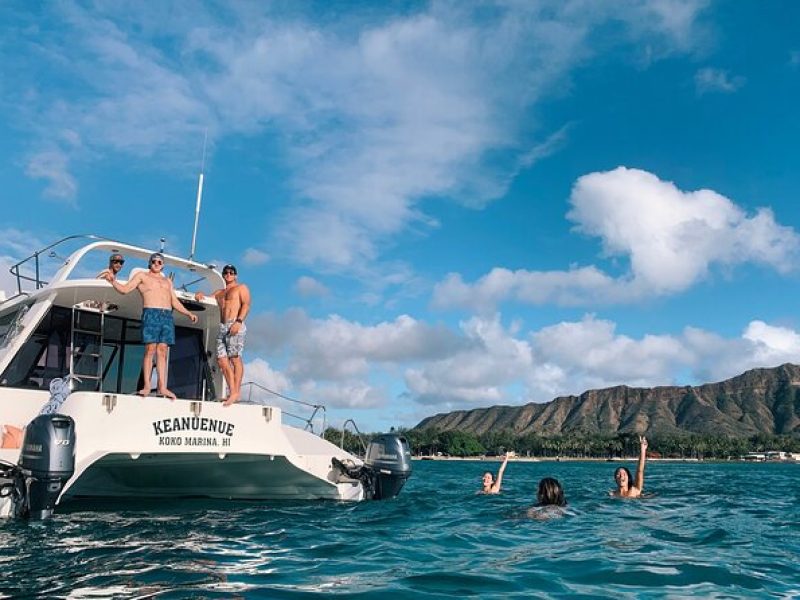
[612,435,648,498]
[526,477,567,519]
[479,451,511,494]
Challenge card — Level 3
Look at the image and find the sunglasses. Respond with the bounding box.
[111,259,125,265]
[150,260,163,265]
[223,270,236,275]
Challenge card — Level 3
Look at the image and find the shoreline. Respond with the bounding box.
[412,456,797,463]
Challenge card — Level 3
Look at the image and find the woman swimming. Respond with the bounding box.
[479,452,511,494]
[536,477,567,507]
[526,477,567,519]
[612,435,648,498]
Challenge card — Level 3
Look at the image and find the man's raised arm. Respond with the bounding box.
[194,289,223,303]
[104,271,142,295]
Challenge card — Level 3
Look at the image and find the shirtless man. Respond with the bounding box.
[96,253,125,280]
[103,252,198,399]
[195,264,251,406]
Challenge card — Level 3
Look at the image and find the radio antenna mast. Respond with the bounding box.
[189,129,208,261]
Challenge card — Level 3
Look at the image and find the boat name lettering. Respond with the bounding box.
[24,443,43,453]
[152,417,235,437]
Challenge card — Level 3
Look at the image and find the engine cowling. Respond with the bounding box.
[17,414,76,519]
[363,433,412,500]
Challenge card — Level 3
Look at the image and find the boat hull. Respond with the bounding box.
[2,391,364,503]
[63,452,363,501]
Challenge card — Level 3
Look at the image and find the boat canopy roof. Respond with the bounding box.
[3,235,224,306]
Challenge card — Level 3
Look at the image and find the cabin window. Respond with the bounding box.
[0,306,70,389]
[0,306,26,347]
[0,306,216,400]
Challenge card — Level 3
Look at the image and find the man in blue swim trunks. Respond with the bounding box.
[103,252,198,399]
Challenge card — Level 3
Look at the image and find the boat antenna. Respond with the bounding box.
[189,129,208,261]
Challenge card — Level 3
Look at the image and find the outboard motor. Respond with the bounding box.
[363,433,412,500]
[14,414,76,519]
[332,433,412,500]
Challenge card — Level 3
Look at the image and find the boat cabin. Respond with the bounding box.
[0,236,223,401]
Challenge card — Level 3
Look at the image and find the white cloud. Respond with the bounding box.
[294,276,329,298]
[296,380,386,410]
[524,315,800,402]
[742,321,800,364]
[403,313,800,408]
[216,305,800,415]
[244,357,291,392]
[5,1,708,259]
[433,266,626,312]
[694,67,745,94]
[242,248,270,266]
[243,309,468,409]
[405,314,534,406]
[434,167,799,311]
[569,167,797,287]
[0,228,49,258]
[24,149,78,202]
[528,315,688,397]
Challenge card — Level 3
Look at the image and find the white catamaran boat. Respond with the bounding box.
[0,235,411,518]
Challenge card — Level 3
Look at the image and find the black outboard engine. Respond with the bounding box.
[14,414,76,519]
[333,433,412,500]
[364,433,413,499]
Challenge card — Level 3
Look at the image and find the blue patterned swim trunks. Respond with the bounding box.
[216,321,246,358]
[141,308,175,345]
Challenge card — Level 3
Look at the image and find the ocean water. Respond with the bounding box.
[1,461,798,598]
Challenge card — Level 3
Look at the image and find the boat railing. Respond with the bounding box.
[241,381,326,436]
[340,418,368,455]
[7,234,106,300]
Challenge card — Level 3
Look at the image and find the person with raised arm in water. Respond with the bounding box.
[479,451,512,494]
[195,264,251,406]
[612,435,648,498]
[103,252,198,399]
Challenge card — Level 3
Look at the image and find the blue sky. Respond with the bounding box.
[1,1,800,431]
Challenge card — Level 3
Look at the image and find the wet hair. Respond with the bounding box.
[537,477,566,507]
[614,466,634,489]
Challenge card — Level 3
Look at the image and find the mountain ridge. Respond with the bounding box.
[414,363,800,436]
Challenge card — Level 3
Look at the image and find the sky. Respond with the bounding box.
[1,0,799,431]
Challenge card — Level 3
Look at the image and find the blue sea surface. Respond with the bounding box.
[1,461,798,598]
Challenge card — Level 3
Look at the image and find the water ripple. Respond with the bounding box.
[2,462,798,598]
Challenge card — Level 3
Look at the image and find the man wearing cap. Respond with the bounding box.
[195,264,251,406]
[97,253,125,280]
[103,252,198,399]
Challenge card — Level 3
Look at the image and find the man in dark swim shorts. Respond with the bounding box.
[142,307,176,346]
[104,252,197,399]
